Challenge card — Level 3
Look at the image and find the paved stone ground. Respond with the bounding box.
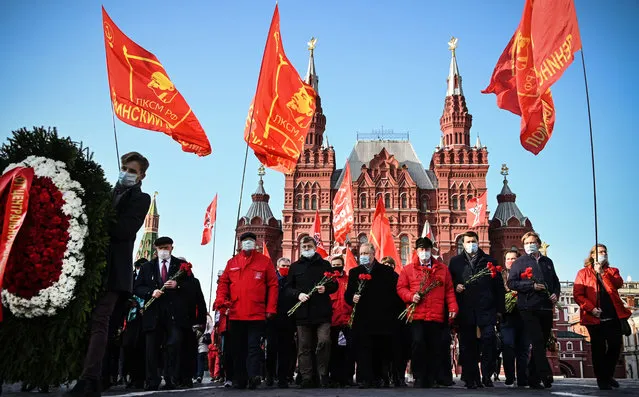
[3,376,639,397]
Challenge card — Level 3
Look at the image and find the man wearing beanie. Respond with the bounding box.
[396,237,458,388]
[214,232,278,390]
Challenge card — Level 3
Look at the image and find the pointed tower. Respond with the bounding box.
[488,164,534,260]
[236,165,283,264]
[429,37,490,262]
[303,37,326,150]
[283,37,335,261]
[136,191,159,261]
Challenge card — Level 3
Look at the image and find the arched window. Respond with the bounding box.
[400,235,410,265]
[360,194,367,208]
[311,196,317,210]
[401,193,408,209]
[452,196,458,210]
[304,195,309,210]
[566,342,573,351]
[385,193,391,208]
[460,196,466,211]
[296,195,303,210]
[456,235,464,255]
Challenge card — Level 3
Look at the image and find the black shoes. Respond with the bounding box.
[609,378,620,388]
[67,379,100,397]
[248,376,261,390]
[543,377,553,389]
[482,378,495,387]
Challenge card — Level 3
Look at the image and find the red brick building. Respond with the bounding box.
[276,39,533,263]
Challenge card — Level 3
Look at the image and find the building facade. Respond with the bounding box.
[279,38,532,263]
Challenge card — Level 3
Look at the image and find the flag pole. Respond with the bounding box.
[208,221,218,309]
[580,50,599,262]
[109,104,121,170]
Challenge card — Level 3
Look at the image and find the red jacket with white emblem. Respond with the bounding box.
[330,272,352,327]
[214,250,278,321]
[396,257,458,323]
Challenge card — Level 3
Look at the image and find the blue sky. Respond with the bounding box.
[1,0,637,307]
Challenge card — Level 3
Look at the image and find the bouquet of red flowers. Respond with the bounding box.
[287,271,340,316]
[520,266,562,308]
[348,274,372,328]
[464,262,503,286]
[398,268,443,323]
[144,262,193,310]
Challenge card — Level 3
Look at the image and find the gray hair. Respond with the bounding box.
[360,243,376,256]
[276,257,291,266]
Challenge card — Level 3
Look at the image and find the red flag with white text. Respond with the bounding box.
[482,0,581,154]
[332,162,354,244]
[201,194,218,245]
[466,191,488,228]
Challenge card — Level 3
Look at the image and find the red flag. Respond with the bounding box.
[344,247,358,275]
[201,194,218,245]
[102,7,211,156]
[466,191,488,228]
[332,162,354,244]
[421,220,433,240]
[369,197,401,274]
[244,5,316,173]
[482,0,581,154]
[262,241,271,259]
[311,210,328,258]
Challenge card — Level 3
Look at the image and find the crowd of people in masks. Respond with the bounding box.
[210,230,631,392]
[3,150,628,397]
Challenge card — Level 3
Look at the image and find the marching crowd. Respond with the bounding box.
[17,151,626,397]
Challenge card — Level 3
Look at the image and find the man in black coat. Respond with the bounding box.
[178,274,207,387]
[448,231,505,389]
[284,237,337,388]
[133,237,191,390]
[345,243,403,388]
[71,152,150,397]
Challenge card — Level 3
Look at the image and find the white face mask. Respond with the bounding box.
[418,250,431,261]
[157,249,171,261]
[118,171,138,187]
[241,240,256,251]
[301,249,315,258]
[524,243,538,255]
[464,242,478,255]
[597,254,607,263]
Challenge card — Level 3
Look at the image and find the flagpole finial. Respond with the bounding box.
[258,164,266,180]
[153,191,158,198]
[500,163,509,180]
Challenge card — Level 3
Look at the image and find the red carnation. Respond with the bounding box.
[496,265,503,272]
[333,270,341,278]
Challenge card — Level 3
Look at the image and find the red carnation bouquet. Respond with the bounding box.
[398,267,443,323]
[348,273,372,328]
[144,262,193,310]
[464,262,502,286]
[287,271,340,316]
[520,266,562,308]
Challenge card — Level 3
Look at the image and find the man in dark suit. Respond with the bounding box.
[133,237,191,390]
[345,243,403,388]
[448,231,505,389]
[178,274,207,387]
[71,152,150,397]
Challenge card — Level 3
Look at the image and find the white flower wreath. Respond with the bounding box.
[1,156,88,317]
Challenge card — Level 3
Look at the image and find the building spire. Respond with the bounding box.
[446,37,463,97]
[475,134,482,148]
[305,37,319,94]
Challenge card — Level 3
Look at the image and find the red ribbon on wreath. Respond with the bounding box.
[0,167,34,322]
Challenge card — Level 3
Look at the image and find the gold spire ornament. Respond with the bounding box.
[307,37,317,53]
[448,36,458,53]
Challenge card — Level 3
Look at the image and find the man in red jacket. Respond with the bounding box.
[328,255,354,387]
[214,232,278,390]
[397,237,458,388]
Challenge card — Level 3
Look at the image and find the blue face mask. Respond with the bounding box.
[524,243,538,255]
[118,171,138,187]
[359,255,370,266]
